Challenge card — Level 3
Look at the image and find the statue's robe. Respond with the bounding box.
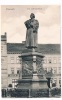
[25,19,39,48]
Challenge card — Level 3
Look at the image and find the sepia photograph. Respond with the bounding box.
[1,5,61,98]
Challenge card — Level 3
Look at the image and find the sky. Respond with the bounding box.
[1,5,61,44]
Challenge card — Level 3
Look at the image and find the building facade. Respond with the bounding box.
[1,33,61,89]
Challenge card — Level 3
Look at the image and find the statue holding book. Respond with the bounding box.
[24,13,39,48]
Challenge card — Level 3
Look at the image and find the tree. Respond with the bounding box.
[8,84,12,88]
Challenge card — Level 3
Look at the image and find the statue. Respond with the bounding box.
[24,13,39,48]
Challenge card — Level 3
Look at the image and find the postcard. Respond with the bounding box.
[1,5,61,98]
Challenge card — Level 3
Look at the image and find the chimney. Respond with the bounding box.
[1,32,7,41]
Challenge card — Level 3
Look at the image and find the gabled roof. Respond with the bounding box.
[7,43,25,53]
[37,44,60,54]
[7,43,60,54]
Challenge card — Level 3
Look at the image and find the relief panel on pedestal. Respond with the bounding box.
[36,57,45,79]
[22,59,33,79]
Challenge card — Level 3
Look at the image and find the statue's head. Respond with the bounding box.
[30,13,35,19]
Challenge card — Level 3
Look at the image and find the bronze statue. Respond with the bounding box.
[24,13,39,48]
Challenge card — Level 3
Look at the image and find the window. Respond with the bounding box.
[12,79,18,88]
[59,79,61,84]
[59,79,61,87]
[53,57,57,63]
[17,69,20,74]
[58,57,61,63]
[43,58,47,64]
[1,58,4,64]
[16,57,20,63]
[11,68,14,74]
[58,67,61,74]
[48,57,52,63]
[11,57,14,63]
[48,67,51,72]
[53,67,57,74]
[52,78,57,87]
[1,46,3,51]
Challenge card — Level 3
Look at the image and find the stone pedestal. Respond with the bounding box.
[16,48,49,97]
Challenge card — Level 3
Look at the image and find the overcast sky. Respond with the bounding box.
[1,5,60,44]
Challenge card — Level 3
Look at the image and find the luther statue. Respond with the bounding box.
[24,13,39,48]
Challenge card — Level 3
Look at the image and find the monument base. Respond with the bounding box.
[14,79,49,97]
[16,49,49,97]
[17,78,48,89]
[11,88,49,97]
